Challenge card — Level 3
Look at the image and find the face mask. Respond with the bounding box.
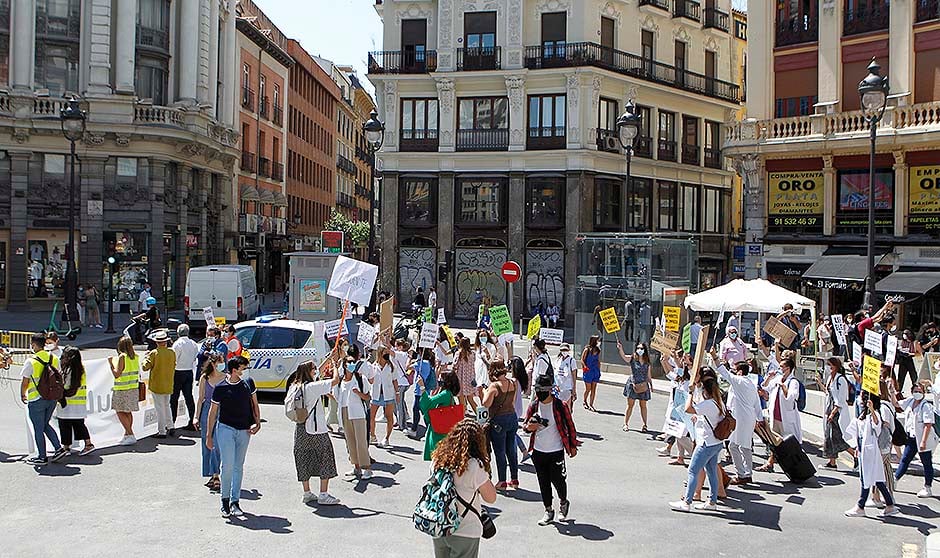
[44,344,55,351]
[636,348,645,356]
[216,363,226,373]
[346,363,357,373]
[536,391,551,402]
[914,392,925,401]
[729,332,738,340]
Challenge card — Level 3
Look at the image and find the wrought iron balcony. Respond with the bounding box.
[639,0,669,10]
[674,0,701,21]
[137,25,169,50]
[241,87,254,111]
[259,96,269,119]
[400,129,440,152]
[844,3,889,36]
[635,136,653,158]
[273,104,283,126]
[240,151,255,173]
[456,128,509,152]
[457,46,501,71]
[367,50,438,74]
[658,139,677,162]
[271,161,284,181]
[704,147,722,169]
[776,17,818,47]
[704,7,730,32]
[526,127,566,150]
[681,143,700,166]
[917,0,940,22]
[337,154,357,175]
[258,156,270,178]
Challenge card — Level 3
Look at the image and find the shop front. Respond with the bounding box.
[103,231,149,312]
[27,229,71,301]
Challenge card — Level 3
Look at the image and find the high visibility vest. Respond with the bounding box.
[25,350,59,403]
[66,370,87,408]
[113,354,140,392]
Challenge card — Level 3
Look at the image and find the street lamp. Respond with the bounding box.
[106,256,116,333]
[362,109,385,265]
[616,101,641,232]
[60,96,86,328]
[858,58,889,309]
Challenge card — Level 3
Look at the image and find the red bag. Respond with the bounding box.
[428,404,464,435]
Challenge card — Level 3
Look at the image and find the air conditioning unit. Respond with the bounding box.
[604,135,620,152]
[238,235,247,248]
[258,232,266,247]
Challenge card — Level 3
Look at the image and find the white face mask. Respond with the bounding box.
[636,348,645,356]
[914,392,925,402]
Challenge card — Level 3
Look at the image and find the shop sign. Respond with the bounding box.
[733,246,745,261]
[767,171,824,232]
[733,264,746,273]
[909,165,940,231]
[803,278,864,291]
[747,244,763,256]
[765,262,809,277]
[321,231,344,254]
[186,234,198,248]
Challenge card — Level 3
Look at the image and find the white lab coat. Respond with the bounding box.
[899,397,938,452]
[765,372,802,443]
[826,373,853,445]
[717,365,763,447]
[845,414,885,489]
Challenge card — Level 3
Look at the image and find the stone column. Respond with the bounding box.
[8,152,30,308]
[208,0,221,114]
[564,171,588,325]
[86,0,113,95]
[889,0,914,105]
[565,74,583,150]
[504,0,524,70]
[382,82,399,152]
[177,0,201,104]
[437,172,455,316]
[219,173,233,263]
[78,156,107,292]
[220,0,237,125]
[148,159,167,298]
[823,155,836,236]
[739,155,766,280]
[893,151,908,237]
[198,171,210,262]
[380,172,399,305]
[508,172,525,318]
[114,0,137,94]
[505,76,526,152]
[176,165,192,294]
[10,0,36,93]
[436,0,455,72]
[436,79,455,152]
[817,0,842,111]
[197,0,212,105]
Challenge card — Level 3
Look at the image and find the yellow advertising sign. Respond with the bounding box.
[663,306,681,332]
[599,307,620,334]
[862,355,882,395]
[768,171,824,215]
[526,314,542,340]
[909,165,940,219]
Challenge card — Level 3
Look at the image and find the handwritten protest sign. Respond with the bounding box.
[852,344,863,367]
[489,305,512,336]
[324,319,349,340]
[651,330,680,355]
[599,307,620,334]
[441,324,457,348]
[437,308,446,325]
[830,314,847,348]
[862,355,882,395]
[327,256,379,307]
[884,335,898,367]
[527,314,542,339]
[380,297,394,333]
[202,307,215,327]
[419,322,440,349]
[357,322,377,347]
[663,306,681,332]
[762,316,796,347]
[540,328,563,345]
[864,329,883,355]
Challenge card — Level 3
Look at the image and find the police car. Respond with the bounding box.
[231,315,322,392]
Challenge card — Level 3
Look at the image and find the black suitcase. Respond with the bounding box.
[771,435,816,483]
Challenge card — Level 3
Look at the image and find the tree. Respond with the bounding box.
[324,209,370,247]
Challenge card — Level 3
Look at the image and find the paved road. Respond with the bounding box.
[0,354,934,558]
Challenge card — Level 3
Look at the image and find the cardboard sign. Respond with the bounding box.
[862,355,882,395]
[526,314,542,339]
[357,322,377,347]
[690,326,710,385]
[852,344,863,367]
[682,323,692,354]
[202,307,215,327]
[326,255,379,307]
[864,329,883,355]
[419,322,440,349]
[324,319,349,340]
[214,317,226,326]
[441,324,457,348]
[437,308,446,325]
[651,330,680,355]
[599,307,620,334]
[763,316,797,347]
[663,306,681,332]
[489,305,512,336]
[380,297,394,333]
[884,335,898,367]
[830,314,847,348]
[540,327,563,345]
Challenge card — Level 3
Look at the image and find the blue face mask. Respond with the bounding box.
[346,363,357,372]
[729,332,738,340]
[216,363,226,373]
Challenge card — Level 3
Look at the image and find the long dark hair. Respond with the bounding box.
[61,347,84,398]
[440,371,461,396]
[827,356,844,376]
[700,375,726,415]
[511,356,529,391]
[588,335,600,354]
[290,361,316,385]
[458,337,472,362]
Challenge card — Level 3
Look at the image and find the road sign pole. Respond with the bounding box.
[509,281,514,335]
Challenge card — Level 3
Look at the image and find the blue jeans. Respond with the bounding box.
[216,423,250,502]
[412,394,424,433]
[28,399,61,459]
[895,435,934,487]
[684,442,723,504]
[858,482,894,509]
[488,413,519,483]
[200,401,220,477]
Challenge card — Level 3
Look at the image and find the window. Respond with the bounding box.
[598,98,618,132]
[527,94,565,148]
[246,326,311,349]
[459,97,508,130]
[34,0,80,94]
[682,116,700,165]
[705,120,722,168]
[243,63,250,88]
[273,84,280,108]
[400,177,437,225]
[458,178,504,224]
[464,12,496,49]
[541,12,567,58]
[117,158,138,177]
[135,55,168,104]
[527,177,564,227]
[641,30,654,74]
[703,187,722,233]
[44,154,65,174]
[658,181,677,231]
[678,183,699,232]
[401,19,428,69]
[627,178,652,231]
[400,98,439,140]
[658,111,676,161]
[636,105,653,157]
[594,178,621,230]
[774,95,817,117]
[137,0,170,50]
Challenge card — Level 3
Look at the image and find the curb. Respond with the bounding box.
[927,533,940,558]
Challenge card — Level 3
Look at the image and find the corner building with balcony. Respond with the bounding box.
[370,0,741,322]
[726,0,940,323]
[0,0,241,310]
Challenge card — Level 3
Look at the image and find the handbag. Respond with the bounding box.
[704,408,736,441]
[454,490,497,539]
[138,381,147,402]
[428,403,464,435]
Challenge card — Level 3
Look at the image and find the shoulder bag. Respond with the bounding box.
[704,404,736,441]
[453,485,497,539]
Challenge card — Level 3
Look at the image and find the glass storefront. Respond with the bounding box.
[27,230,71,299]
[163,233,177,308]
[103,231,149,303]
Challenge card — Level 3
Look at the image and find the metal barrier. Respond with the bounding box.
[0,329,37,350]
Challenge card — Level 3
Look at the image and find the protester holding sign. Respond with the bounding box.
[419,371,462,461]
[290,361,343,506]
[711,348,763,486]
[338,347,373,480]
[758,357,802,473]
[822,358,856,471]
[894,381,938,498]
[580,335,601,412]
[369,349,400,449]
[616,341,652,433]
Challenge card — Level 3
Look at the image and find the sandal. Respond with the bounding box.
[583,403,590,411]
[622,425,630,432]
[641,425,649,433]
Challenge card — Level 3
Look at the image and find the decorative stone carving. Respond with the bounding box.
[507,0,522,45]
[822,0,836,16]
[566,74,580,143]
[440,0,453,46]
[626,85,638,103]
[115,134,131,146]
[704,36,719,53]
[505,75,525,112]
[511,129,523,144]
[12,128,28,143]
[535,0,571,15]
[82,132,105,146]
[640,15,660,34]
[104,182,148,208]
[673,26,691,43]
[396,3,434,26]
[893,150,905,166]
[600,1,622,26]
[181,143,205,157]
[822,155,834,169]
[436,78,455,114]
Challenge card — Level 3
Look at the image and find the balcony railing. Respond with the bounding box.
[241,87,254,111]
[258,156,271,177]
[776,17,818,47]
[355,184,370,197]
[259,96,269,119]
[456,128,509,151]
[457,46,501,71]
[273,104,283,126]
[681,143,700,165]
[337,154,357,175]
[596,129,620,153]
[674,0,701,21]
[703,7,730,32]
[271,161,284,181]
[368,50,438,74]
[635,136,653,158]
[336,192,356,208]
[639,0,669,10]
[844,3,889,36]
[522,42,739,103]
[917,0,940,22]
[401,129,440,152]
[137,25,169,50]
[526,127,566,150]
[704,147,722,169]
[658,139,677,162]
[134,105,184,127]
[241,151,256,173]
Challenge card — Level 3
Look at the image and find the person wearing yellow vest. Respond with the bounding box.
[109,335,141,446]
[56,347,95,456]
[20,332,67,465]
[144,329,177,438]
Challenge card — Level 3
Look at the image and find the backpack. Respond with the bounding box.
[538,353,555,379]
[284,382,309,424]
[795,378,807,412]
[876,415,893,453]
[413,469,463,537]
[837,374,857,406]
[34,357,65,402]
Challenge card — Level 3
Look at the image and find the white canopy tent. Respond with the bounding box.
[684,279,815,314]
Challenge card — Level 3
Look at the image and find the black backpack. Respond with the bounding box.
[34,357,65,402]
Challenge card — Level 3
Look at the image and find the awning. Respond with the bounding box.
[258,188,276,204]
[802,254,887,290]
[876,271,940,296]
[273,191,288,207]
[240,184,259,201]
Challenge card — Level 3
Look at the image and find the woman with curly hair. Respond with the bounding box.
[430,418,497,558]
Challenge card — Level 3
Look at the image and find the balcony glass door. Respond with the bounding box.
[541,11,566,60]
[464,12,496,70]
[401,19,428,71]
[601,16,615,66]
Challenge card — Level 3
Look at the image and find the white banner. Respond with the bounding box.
[830,314,847,348]
[864,329,883,355]
[203,307,215,327]
[357,321,377,347]
[885,335,898,368]
[852,344,863,367]
[419,322,440,349]
[324,319,349,340]
[540,328,564,345]
[437,308,446,325]
[327,256,379,307]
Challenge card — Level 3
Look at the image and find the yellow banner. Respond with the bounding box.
[599,307,620,334]
[862,355,881,395]
[663,306,681,332]
[768,171,824,215]
[909,166,940,215]
[526,315,542,340]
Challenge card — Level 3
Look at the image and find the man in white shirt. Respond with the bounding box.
[171,324,200,430]
[138,282,153,312]
[428,287,437,311]
[713,354,763,484]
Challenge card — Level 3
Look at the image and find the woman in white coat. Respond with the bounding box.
[757,356,802,473]
[894,381,938,498]
[844,396,900,518]
[713,352,763,485]
[823,357,856,470]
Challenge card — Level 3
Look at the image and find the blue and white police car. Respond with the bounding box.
[231,315,322,392]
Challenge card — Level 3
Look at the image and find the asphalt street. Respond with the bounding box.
[0,349,934,558]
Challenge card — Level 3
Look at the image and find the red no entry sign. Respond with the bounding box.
[501,261,522,283]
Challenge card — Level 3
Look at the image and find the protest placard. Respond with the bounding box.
[477,304,485,327]
[441,324,457,348]
[690,326,710,384]
[862,355,882,394]
[852,344,863,367]
[202,307,215,327]
[419,322,440,349]
[324,319,349,340]
[489,305,512,336]
[884,335,898,367]
[357,322,377,347]
[599,307,620,334]
[864,329,883,355]
[762,316,797,347]
[437,308,446,325]
[327,256,379,306]
[663,306,681,332]
[830,314,847,348]
[651,330,680,355]
[380,297,394,333]
[526,314,542,339]
[540,328,563,345]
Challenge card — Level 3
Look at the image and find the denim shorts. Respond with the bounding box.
[372,398,395,406]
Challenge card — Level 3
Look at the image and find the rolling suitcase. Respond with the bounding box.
[771,435,816,483]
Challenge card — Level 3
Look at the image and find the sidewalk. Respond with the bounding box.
[0,308,185,349]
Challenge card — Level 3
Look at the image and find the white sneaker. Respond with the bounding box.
[871,499,886,509]
[361,469,373,480]
[382,438,391,448]
[881,506,901,518]
[317,493,340,506]
[344,469,360,479]
[669,500,691,512]
[302,492,317,504]
[918,487,933,498]
[694,501,717,511]
[405,429,417,437]
[119,435,137,446]
[657,447,671,456]
[844,507,866,517]
[370,435,378,445]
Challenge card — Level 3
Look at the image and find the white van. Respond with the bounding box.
[184,265,260,329]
